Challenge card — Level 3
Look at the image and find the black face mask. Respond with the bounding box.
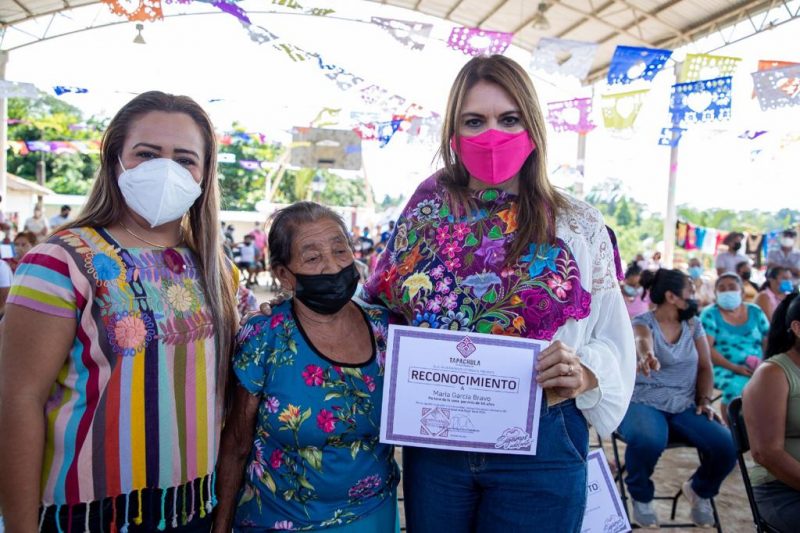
[292,263,360,315]
[677,298,699,321]
[741,270,752,280]
[731,242,742,252]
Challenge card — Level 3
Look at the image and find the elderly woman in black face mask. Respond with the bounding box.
[214,202,399,533]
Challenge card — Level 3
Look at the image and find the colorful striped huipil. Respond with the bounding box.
[8,227,221,532]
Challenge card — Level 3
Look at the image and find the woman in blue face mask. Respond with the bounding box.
[700,273,770,421]
[214,202,399,533]
[756,267,795,322]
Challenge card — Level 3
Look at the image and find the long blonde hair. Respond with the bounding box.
[65,91,237,406]
[438,55,568,263]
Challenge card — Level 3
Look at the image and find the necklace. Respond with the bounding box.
[119,220,181,249]
[118,220,187,274]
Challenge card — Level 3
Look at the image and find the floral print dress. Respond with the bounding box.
[233,301,399,531]
[363,174,636,436]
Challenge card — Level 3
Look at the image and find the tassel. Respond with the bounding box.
[111,496,118,533]
[171,487,178,529]
[181,482,188,526]
[205,475,213,513]
[67,505,73,533]
[210,472,218,507]
[84,502,90,533]
[187,481,195,523]
[55,505,64,533]
[98,500,104,533]
[157,490,167,531]
[134,490,143,526]
[120,493,130,533]
[38,505,47,532]
[198,478,206,519]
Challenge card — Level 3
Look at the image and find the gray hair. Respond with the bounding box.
[267,201,351,270]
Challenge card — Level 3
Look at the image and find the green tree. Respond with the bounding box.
[274,168,370,207]
[217,125,283,211]
[7,93,104,194]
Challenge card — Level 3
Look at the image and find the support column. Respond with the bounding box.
[0,50,9,210]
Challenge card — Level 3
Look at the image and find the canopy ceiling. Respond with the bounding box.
[0,0,793,80]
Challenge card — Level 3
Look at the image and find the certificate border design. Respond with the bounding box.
[588,450,626,520]
[385,326,541,452]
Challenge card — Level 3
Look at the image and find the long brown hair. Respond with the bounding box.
[65,91,237,407]
[437,55,568,263]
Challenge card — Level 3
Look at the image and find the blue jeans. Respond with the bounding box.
[753,479,800,533]
[617,402,736,502]
[402,399,589,533]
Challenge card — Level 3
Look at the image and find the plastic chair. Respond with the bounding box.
[728,397,781,533]
[611,431,723,532]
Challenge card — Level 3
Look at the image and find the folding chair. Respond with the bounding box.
[728,397,781,533]
[611,431,723,532]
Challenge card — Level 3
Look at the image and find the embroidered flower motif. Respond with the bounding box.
[394,224,409,252]
[273,520,294,530]
[348,474,382,501]
[501,266,516,278]
[435,277,452,294]
[278,404,301,425]
[363,375,376,393]
[316,409,337,433]
[497,204,519,234]
[302,364,325,386]
[463,272,502,298]
[165,283,194,313]
[521,244,560,278]
[435,226,450,246]
[512,316,526,332]
[445,257,461,271]
[265,396,280,413]
[426,295,443,313]
[430,265,445,280]
[442,292,458,310]
[402,272,433,299]
[519,285,591,341]
[412,312,440,328]
[452,223,470,240]
[413,199,440,220]
[114,315,147,350]
[269,449,284,470]
[440,310,470,331]
[474,234,506,269]
[442,241,463,259]
[547,274,573,300]
[270,313,286,329]
[491,324,517,336]
[398,245,424,276]
[92,252,123,281]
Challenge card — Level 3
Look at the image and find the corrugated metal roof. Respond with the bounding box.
[0,0,781,80]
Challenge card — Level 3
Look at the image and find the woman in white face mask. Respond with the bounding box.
[699,273,770,422]
[0,91,238,532]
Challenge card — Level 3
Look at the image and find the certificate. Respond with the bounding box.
[580,450,631,533]
[380,325,544,455]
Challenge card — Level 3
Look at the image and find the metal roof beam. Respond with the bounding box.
[477,0,511,26]
[12,0,34,18]
[445,0,466,19]
[554,1,651,44]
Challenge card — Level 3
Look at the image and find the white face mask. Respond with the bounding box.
[118,157,202,228]
[782,237,796,248]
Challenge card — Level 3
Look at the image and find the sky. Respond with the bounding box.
[4,0,800,215]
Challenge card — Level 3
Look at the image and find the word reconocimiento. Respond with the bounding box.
[409,369,518,391]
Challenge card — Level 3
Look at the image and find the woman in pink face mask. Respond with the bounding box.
[361,55,635,532]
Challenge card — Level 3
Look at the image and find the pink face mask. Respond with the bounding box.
[451,129,536,185]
